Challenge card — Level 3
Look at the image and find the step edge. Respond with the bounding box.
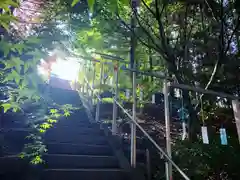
[46,142,110,148]
[44,168,127,172]
[44,154,117,158]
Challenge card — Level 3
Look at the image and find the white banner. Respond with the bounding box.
[152,94,155,104]
[201,126,209,144]
[140,90,143,101]
[232,100,240,143]
[126,89,130,99]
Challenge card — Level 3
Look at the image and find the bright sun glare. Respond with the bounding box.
[38,58,80,81]
[51,59,80,81]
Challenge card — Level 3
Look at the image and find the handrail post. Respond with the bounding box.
[131,67,137,168]
[95,62,103,122]
[112,64,118,135]
[130,0,138,168]
[91,63,96,105]
[163,79,172,180]
[146,149,151,180]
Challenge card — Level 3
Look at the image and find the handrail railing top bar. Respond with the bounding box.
[113,98,190,180]
[121,67,239,100]
[94,52,126,62]
[122,67,171,80]
[77,56,129,65]
[170,83,240,100]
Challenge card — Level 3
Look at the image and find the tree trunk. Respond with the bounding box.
[169,62,200,141]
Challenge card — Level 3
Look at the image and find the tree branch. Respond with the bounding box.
[155,0,175,61]
[132,8,161,41]
[224,16,240,54]
[119,18,164,55]
[141,0,156,17]
[133,11,163,52]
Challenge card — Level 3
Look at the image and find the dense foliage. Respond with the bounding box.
[1,0,240,179]
[73,0,240,179]
[0,0,78,164]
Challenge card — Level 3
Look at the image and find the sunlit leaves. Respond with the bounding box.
[50,109,58,114]
[1,103,11,113]
[64,110,70,117]
[1,102,21,113]
[0,14,17,31]
[47,119,57,123]
[0,0,19,31]
[1,0,19,10]
[0,0,84,167]
[3,70,21,84]
[87,0,95,13]
[71,0,80,7]
[39,128,46,133]
[30,155,43,164]
[40,122,52,129]
[16,89,37,102]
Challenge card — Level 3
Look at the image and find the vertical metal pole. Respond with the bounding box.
[112,65,119,135]
[130,0,139,168]
[146,149,151,180]
[82,64,86,94]
[131,68,137,168]
[91,63,96,97]
[95,62,103,122]
[91,67,95,106]
[163,79,172,180]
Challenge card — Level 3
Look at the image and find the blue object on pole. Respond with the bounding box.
[121,65,127,70]
[220,128,228,145]
[177,107,188,122]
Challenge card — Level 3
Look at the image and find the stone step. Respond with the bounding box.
[44,133,108,145]
[0,156,29,174]
[46,126,103,135]
[46,143,113,156]
[0,129,31,155]
[43,169,130,180]
[44,154,119,169]
[52,122,99,129]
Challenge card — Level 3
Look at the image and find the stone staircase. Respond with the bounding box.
[42,109,132,180]
[0,86,142,180]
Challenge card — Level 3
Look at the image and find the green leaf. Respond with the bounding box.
[30,155,43,164]
[1,103,11,113]
[40,123,52,129]
[50,109,58,114]
[87,0,95,12]
[24,63,29,73]
[54,113,61,118]
[11,103,21,112]
[20,79,28,89]
[3,70,21,84]
[13,107,18,112]
[64,111,70,117]
[16,89,36,102]
[47,119,57,123]
[19,152,25,159]
[0,21,9,31]
[39,129,46,133]
[71,0,79,6]
[6,0,19,8]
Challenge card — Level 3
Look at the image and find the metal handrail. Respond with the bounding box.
[84,77,102,101]
[113,98,190,180]
[82,76,190,180]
